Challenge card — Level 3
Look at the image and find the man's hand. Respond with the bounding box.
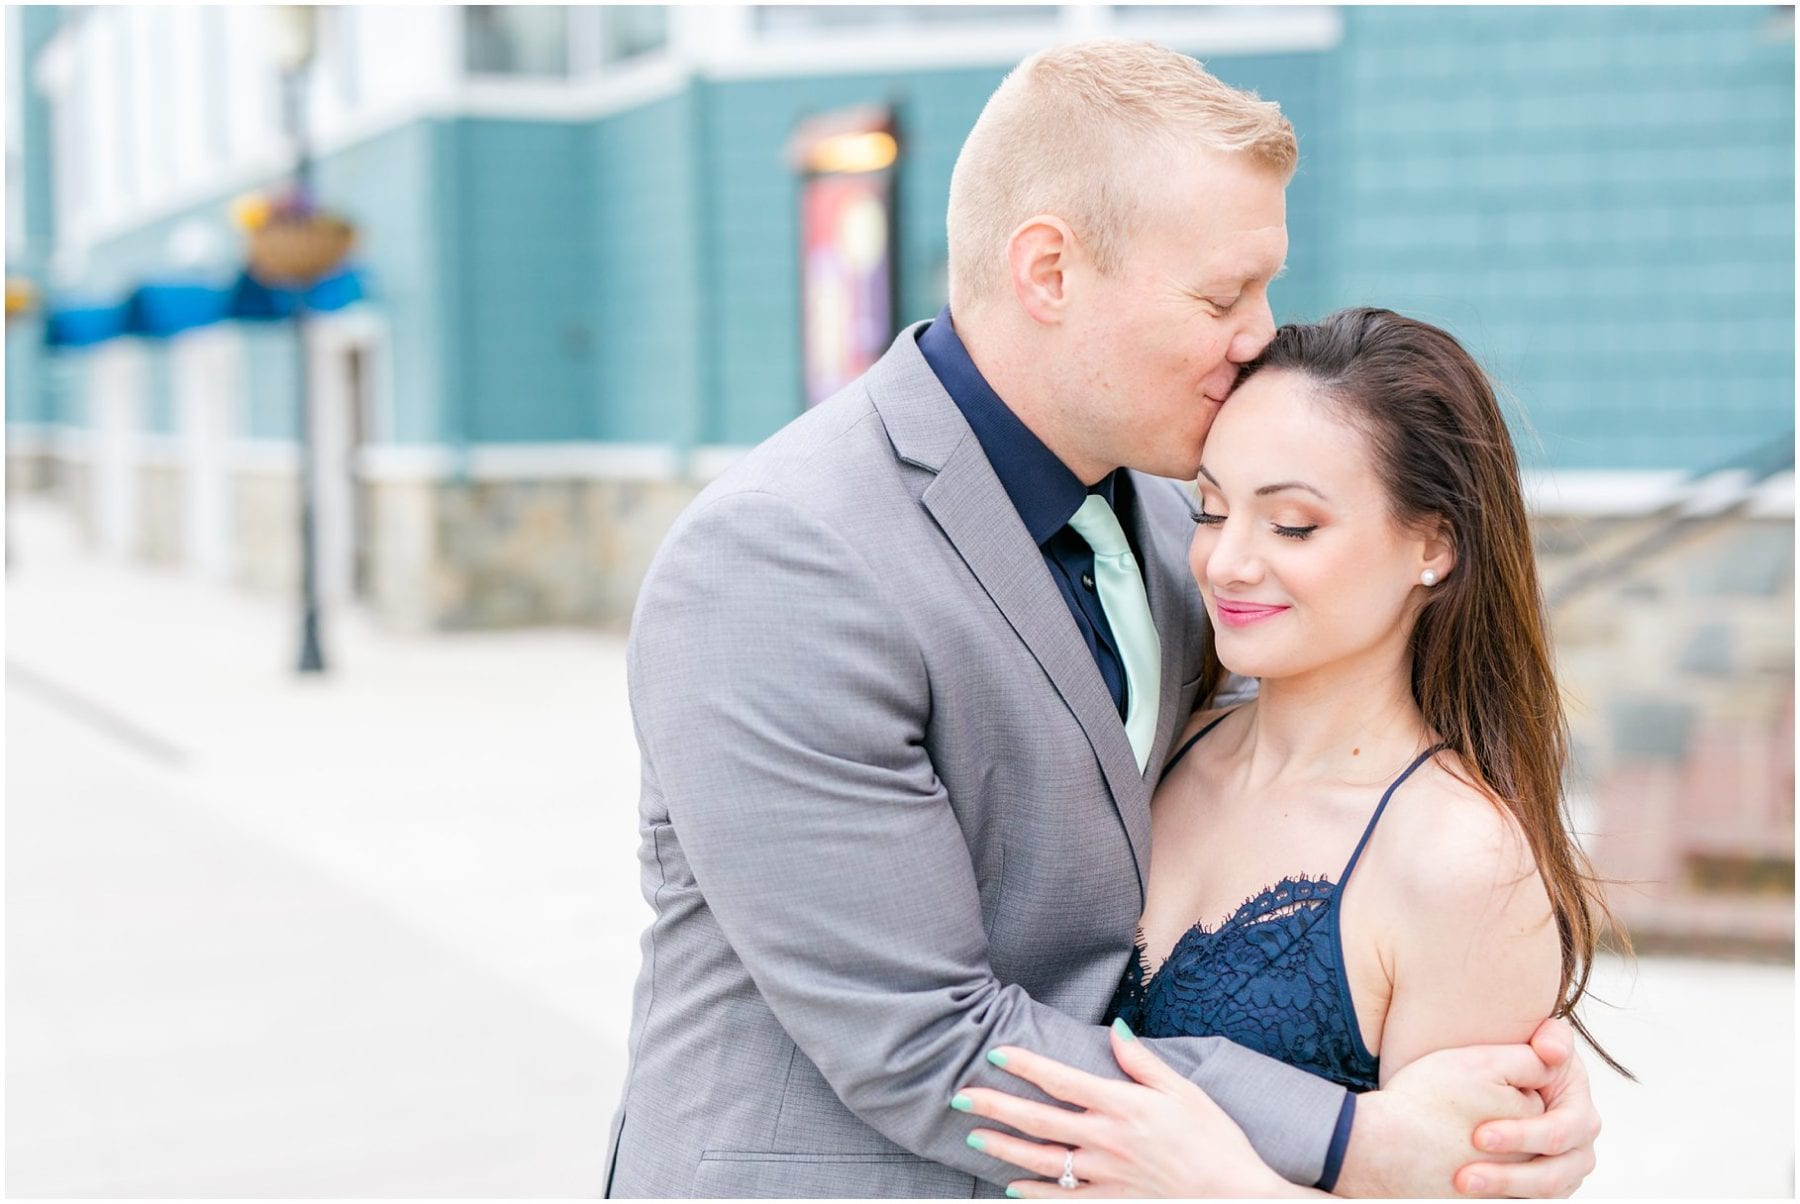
[1455,1018,1600,1198]
[1337,1018,1599,1197]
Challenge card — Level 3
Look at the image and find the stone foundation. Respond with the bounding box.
[53,460,93,540]
[136,464,185,566]
[5,450,58,494]
[232,468,303,596]
[1542,514,1795,957]
[48,457,701,632]
[410,476,698,631]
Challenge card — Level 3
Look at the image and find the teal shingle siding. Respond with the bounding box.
[690,52,1333,445]
[590,94,702,446]
[449,119,599,444]
[142,341,174,435]
[243,325,299,441]
[319,120,444,444]
[699,66,1003,444]
[1324,6,1794,471]
[20,6,60,251]
[6,325,51,425]
[21,9,1793,475]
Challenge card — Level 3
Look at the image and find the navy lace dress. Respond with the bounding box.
[1107,712,1444,1094]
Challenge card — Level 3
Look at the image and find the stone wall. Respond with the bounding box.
[232,468,302,595]
[1542,514,1795,957]
[196,467,700,633]
[423,477,698,631]
[5,451,58,493]
[136,464,184,565]
[52,460,92,538]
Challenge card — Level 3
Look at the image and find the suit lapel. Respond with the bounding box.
[921,435,1152,898]
[866,323,1154,899]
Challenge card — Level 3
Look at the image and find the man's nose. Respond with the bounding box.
[1228,297,1277,364]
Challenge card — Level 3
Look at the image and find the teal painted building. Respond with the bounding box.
[6,5,1794,628]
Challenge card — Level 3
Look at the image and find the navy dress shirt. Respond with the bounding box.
[917,307,1138,720]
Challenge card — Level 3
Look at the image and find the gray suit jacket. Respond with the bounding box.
[606,323,1346,1198]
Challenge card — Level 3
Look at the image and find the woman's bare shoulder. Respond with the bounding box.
[1378,750,1544,907]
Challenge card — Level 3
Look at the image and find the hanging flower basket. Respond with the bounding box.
[5,276,35,320]
[247,214,357,287]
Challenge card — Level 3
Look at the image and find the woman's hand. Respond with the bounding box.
[952,1019,1302,1198]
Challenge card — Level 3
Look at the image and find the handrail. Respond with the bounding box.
[1544,431,1795,612]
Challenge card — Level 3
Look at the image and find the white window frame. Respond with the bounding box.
[7,3,24,258]
[682,4,1341,79]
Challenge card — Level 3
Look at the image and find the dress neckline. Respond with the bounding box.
[1137,716,1446,985]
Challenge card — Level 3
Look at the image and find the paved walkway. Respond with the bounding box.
[5,498,1792,1196]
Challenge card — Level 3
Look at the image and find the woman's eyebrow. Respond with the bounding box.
[1256,480,1329,501]
[1197,466,1329,503]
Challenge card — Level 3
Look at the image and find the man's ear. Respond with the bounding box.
[1007,215,1079,325]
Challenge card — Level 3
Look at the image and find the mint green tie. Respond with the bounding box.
[1067,495,1161,773]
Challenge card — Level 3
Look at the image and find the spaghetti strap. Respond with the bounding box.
[1159,708,1237,783]
[1338,743,1449,885]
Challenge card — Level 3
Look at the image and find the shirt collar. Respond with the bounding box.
[916,306,1119,545]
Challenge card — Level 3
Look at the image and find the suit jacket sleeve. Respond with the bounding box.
[627,489,1347,1187]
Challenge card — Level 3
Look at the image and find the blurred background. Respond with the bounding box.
[4,3,1793,1197]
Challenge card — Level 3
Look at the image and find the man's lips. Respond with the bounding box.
[1214,599,1290,628]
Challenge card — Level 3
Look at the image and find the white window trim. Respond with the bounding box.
[691,4,1343,80]
[55,4,1346,254]
[1523,469,1795,520]
[6,4,23,257]
[168,7,206,192]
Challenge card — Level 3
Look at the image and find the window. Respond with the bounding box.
[754,5,1058,36]
[1111,4,1334,26]
[465,6,569,77]
[140,8,177,197]
[202,7,229,162]
[598,5,668,65]
[109,11,137,204]
[6,4,22,255]
[325,6,360,111]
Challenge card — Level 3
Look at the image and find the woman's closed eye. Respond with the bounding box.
[1192,509,1318,541]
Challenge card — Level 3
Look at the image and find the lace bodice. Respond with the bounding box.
[1107,872,1378,1092]
[1106,716,1443,1094]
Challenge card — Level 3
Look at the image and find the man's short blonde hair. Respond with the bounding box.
[946,40,1297,313]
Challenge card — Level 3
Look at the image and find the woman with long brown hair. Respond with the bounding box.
[949,307,1626,1197]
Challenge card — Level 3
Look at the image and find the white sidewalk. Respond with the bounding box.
[5,497,1793,1197]
[7,498,648,1194]
[7,499,651,1040]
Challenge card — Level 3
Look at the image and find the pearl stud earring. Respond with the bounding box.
[1420,569,1439,586]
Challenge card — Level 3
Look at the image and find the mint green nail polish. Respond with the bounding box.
[986,1049,1008,1067]
[950,1093,973,1112]
[967,1133,987,1152]
[1006,1188,1022,1199]
[1113,1017,1137,1041]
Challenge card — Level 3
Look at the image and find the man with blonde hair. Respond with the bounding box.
[607,40,1599,1198]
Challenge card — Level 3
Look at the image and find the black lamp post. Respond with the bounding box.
[272,6,325,674]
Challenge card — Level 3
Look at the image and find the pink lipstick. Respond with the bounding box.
[1214,600,1290,628]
